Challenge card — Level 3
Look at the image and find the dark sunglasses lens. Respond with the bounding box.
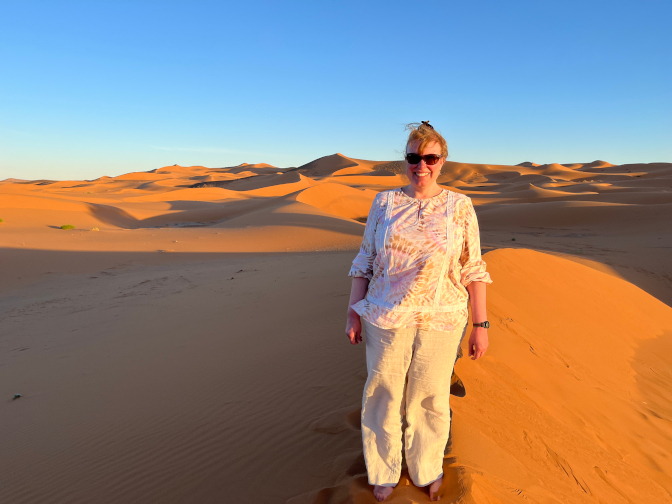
[406,153,422,164]
[424,155,440,165]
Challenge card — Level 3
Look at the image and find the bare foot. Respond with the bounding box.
[428,476,443,501]
[373,485,394,502]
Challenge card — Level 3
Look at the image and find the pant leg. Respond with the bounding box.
[403,319,468,486]
[361,320,415,487]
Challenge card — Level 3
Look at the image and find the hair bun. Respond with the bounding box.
[404,121,447,159]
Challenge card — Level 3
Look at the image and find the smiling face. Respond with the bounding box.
[405,140,445,190]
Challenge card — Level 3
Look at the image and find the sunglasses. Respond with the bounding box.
[405,153,443,165]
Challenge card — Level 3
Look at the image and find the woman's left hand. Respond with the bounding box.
[468,327,488,360]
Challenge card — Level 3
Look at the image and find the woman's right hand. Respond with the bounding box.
[345,310,362,345]
[345,277,368,345]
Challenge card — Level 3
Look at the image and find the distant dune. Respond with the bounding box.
[1,155,671,503]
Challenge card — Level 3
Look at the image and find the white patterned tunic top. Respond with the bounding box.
[349,188,492,331]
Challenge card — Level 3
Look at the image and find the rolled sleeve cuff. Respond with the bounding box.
[460,262,493,287]
[348,265,372,280]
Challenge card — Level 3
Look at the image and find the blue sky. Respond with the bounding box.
[1,0,670,180]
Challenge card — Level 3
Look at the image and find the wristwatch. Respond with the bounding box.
[473,321,490,329]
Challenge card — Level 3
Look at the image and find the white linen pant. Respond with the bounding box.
[361,318,468,487]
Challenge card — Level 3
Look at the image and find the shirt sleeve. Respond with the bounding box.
[459,197,493,287]
[348,192,383,280]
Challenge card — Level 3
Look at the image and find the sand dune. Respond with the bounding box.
[123,187,244,203]
[0,193,88,212]
[1,155,669,291]
[291,249,672,504]
[220,162,279,175]
[112,171,172,181]
[1,154,671,503]
[295,183,377,220]
[290,153,359,178]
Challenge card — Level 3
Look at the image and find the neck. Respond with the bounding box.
[402,183,443,200]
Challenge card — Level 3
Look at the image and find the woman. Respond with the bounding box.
[345,122,492,502]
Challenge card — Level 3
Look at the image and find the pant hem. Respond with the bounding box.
[369,481,398,488]
[416,472,444,488]
[368,475,400,487]
[411,473,443,488]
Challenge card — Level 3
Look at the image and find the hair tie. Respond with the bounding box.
[421,121,434,130]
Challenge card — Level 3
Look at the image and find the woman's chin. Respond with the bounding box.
[412,176,434,187]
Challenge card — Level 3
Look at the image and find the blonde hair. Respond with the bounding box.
[405,121,448,158]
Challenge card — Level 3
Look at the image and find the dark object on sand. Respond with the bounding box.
[450,372,466,397]
[13,393,21,400]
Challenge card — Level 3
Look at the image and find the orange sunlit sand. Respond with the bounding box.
[1,155,672,503]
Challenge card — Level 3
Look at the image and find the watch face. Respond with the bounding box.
[484,321,490,329]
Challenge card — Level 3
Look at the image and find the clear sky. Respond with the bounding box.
[1,0,670,180]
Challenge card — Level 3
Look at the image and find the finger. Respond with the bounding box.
[472,344,482,360]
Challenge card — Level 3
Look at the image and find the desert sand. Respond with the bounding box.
[1,154,671,503]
